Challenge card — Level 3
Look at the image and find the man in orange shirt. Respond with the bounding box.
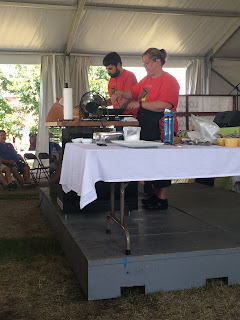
[102,52,138,118]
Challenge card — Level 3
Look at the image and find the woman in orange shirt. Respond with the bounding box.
[111,48,180,211]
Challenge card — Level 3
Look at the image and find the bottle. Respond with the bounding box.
[163,109,174,144]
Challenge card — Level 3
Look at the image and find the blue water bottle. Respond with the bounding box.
[163,109,174,144]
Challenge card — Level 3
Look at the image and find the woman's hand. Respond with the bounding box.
[126,101,140,110]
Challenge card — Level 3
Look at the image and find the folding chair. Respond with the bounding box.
[23,153,40,184]
[37,152,51,182]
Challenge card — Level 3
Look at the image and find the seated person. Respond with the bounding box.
[49,140,63,184]
[0,130,33,187]
[49,165,62,185]
[0,160,17,191]
[49,141,62,173]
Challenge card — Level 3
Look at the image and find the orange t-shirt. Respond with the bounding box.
[108,69,138,117]
[131,73,180,135]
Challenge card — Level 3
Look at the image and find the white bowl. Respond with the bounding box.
[72,138,82,143]
[82,138,93,144]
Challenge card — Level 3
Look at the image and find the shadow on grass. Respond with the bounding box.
[0,183,49,200]
[0,237,63,261]
[0,187,41,199]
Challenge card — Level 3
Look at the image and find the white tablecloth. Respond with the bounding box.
[60,142,240,209]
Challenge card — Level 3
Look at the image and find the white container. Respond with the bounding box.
[81,138,93,144]
[71,137,82,143]
[123,127,141,141]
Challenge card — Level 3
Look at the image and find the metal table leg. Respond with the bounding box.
[106,182,131,255]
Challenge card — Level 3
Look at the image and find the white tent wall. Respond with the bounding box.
[210,59,240,95]
[209,59,240,110]
[36,56,55,159]
[69,56,91,106]
[210,69,235,95]
[186,59,206,94]
[37,55,68,159]
[36,54,90,157]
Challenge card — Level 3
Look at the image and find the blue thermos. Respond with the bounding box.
[163,109,174,144]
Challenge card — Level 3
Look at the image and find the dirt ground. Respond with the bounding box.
[1,186,240,320]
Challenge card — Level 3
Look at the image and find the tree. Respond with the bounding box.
[0,64,109,138]
[0,64,40,137]
[8,65,40,134]
[88,66,110,100]
[0,69,16,136]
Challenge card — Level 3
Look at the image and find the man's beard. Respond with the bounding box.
[110,69,120,78]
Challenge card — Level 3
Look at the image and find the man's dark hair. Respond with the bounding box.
[103,52,122,67]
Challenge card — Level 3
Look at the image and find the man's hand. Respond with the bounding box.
[126,101,140,110]
[111,92,122,105]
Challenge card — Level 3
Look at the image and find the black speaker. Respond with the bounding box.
[214,111,240,128]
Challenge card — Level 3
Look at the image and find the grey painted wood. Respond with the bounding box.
[40,183,240,300]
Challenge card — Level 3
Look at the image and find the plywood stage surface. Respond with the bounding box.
[40,183,240,300]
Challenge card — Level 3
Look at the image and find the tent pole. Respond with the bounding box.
[205,50,212,94]
[52,54,56,101]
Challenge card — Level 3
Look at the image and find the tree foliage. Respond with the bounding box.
[9,65,40,116]
[88,66,110,100]
[0,69,16,136]
[0,64,109,138]
[0,64,40,137]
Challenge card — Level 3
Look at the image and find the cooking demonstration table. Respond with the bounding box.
[60,142,240,254]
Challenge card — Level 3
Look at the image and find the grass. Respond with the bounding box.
[0,237,62,261]
[1,196,240,319]
[0,192,40,199]
[0,179,47,200]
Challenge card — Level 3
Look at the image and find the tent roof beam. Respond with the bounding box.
[66,0,86,55]
[2,50,240,61]
[0,1,76,10]
[0,1,240,18]
[85,3,240,18]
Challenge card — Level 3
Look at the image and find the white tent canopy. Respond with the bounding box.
[1,1,240,90]
[1,0,240,152]
[0,1,240,66]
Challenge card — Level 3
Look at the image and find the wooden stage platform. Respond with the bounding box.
[40,183,240,300]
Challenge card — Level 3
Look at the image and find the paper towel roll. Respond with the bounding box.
[63,88,73,120]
